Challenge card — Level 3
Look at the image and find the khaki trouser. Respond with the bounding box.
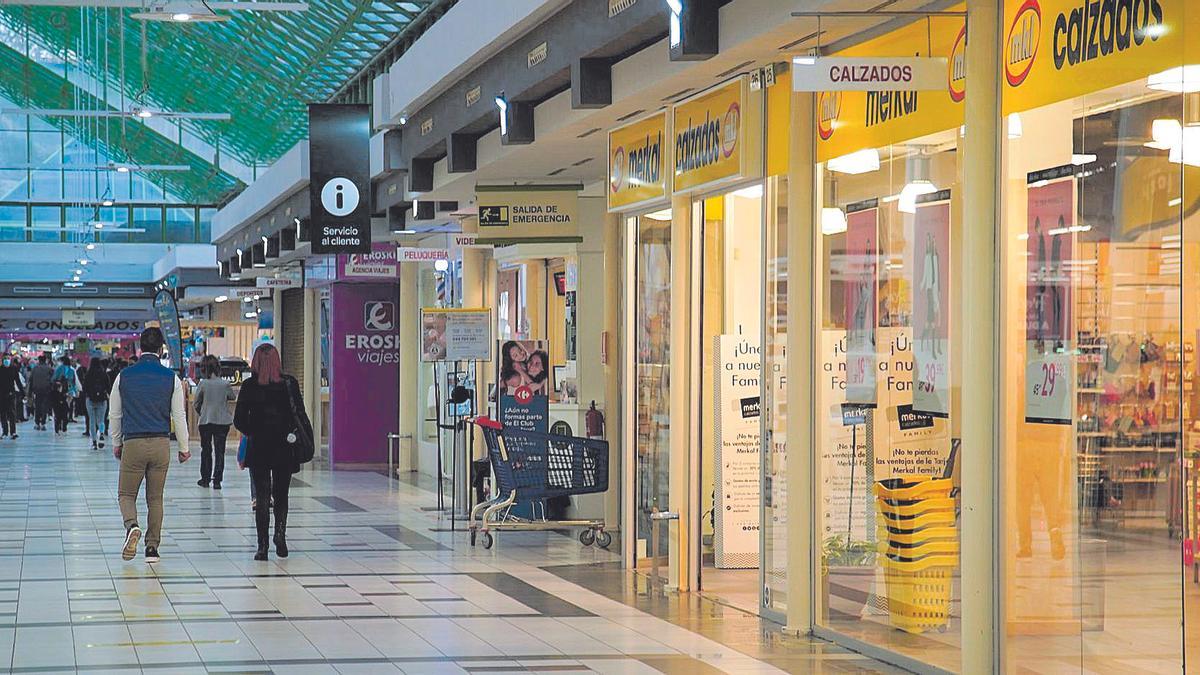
[118,437,170,548]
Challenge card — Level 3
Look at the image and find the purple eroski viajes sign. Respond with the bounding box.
[329,282,400,464]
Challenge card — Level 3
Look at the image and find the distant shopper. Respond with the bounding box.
[77,362,89,434]
[109,328,191,563]
[234,343,313,561]
[51,356,78,435]
[82,359,111,451]
[27,356,53,431]
[0,356,20,439]
[194,354,235,490]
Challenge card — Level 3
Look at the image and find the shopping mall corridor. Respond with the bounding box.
[0,424,900,674]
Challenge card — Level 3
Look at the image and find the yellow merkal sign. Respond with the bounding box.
[608,112,669,211]
[1002,0,1191,114]
[815,10,966,162]
[673,77,750,193]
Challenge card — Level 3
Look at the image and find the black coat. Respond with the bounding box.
[233,375,311,473]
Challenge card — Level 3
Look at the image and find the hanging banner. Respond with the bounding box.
[608,112,670,211]
[330,283,400,462]
[1024,167,1076,424]
[912,191,952,417]
[152,290,184,372]
[713,333,761,569]
[672,76,762,194]
[398,247,450,263]
[420,308,492,362]
[476,185,579,241]
[497,339,550,433]
[309,104,372,254]
[844,200,879,406]
[793,56,949,92]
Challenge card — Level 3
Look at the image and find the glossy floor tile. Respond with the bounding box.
[0,422,901,674]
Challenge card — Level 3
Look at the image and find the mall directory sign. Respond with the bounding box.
[308,104,371,254]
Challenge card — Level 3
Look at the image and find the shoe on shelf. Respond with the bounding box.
[145,547,160,564]
[212,481,221,490]
[197,479,210,488]
[122,525,141,561]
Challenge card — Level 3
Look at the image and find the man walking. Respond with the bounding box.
[109,328,190,563]
[0,357,20,439]
[27,356,53,431]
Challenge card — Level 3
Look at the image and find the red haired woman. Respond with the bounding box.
[234,343,313,560]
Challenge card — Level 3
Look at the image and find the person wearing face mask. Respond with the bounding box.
[0,357,20,439]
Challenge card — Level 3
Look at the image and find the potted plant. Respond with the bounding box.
[822,534,876,619]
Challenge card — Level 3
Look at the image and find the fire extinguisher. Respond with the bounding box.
[585,400,605,439]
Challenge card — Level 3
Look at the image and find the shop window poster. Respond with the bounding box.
[844,201,879,406]
[1024,169,1076,425]
[713,332,761,570]
[497,339,551,433]
[911,192,952,418]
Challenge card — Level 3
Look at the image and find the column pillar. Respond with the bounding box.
[398,261,419,472]
[603,212,621,531]
[784,89,816,635]
[302,287,322,459]
[961,0,1002,670]
[668,193,693,591]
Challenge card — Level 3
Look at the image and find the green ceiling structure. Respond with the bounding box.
[0,0,441,204]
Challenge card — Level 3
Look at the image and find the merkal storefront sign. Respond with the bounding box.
[308,104,372,254]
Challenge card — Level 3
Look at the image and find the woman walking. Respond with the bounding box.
[234,344,312,561]
[194,355,235,489]
[82,359,110,450]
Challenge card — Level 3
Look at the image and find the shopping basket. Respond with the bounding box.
[468,417,612,550]
[881,553,957,634]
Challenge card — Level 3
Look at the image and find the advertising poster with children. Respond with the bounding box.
[497,339,550,433]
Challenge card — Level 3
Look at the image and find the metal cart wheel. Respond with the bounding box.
[578,529,596,546]
[481,531,494,550]
[595,530,613,549]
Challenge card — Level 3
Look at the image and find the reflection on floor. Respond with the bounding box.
[701,566,760,615]
[0,423,903,673]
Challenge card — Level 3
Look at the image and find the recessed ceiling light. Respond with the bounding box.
[85,243,95,250]
[172,12,192,21]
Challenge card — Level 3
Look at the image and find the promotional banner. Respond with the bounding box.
[476,185,579,241]
[912,191,952,417]
[152,290,184,372]
[872,328,954,479]
[330,283,400,462]
[844,200,879,406]
[713,334,762,569]
[814,8,966,162]
[497,339,550,433]
[819,330,870,541]
[673,76,761,193]
[1025,167,1076,424]
[309,104,372,254]
[339,242,398,279]
[420,308,492,362]
[608,112,670,211]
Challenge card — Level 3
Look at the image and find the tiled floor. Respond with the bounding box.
[0,421,901,674]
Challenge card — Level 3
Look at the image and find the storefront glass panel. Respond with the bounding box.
[816,136,962,670]
[998,1,1193,667]
[634,212,673,568]
[763,174,790,616]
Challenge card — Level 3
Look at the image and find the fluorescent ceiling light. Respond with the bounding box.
[731,184,763,199]
[1147,118,1181,149]
[794,56,816,66]
[495,96,508,136]
[1071,153,1097,165]
[827,148,880,175]
[643,208,672,221]
[1147,65,1200,93]
[393,229,416,234]
[898,180,937,214]
[85,243,95,250]
[1168,126,1200,167]
[821,207,847,235]
[0,107,229,121]
[1007,113,1023,139]
[214,295,228,303]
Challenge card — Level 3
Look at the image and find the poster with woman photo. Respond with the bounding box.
[497,339,551,432]
[844,200,879,406]
[912,191,951,417]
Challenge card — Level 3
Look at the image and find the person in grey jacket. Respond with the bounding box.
[193,355,235,489]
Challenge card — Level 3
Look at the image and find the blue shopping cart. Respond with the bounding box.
[468,417,611,550]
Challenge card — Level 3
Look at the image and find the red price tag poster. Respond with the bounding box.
[911,195,951,418]
[1024,170,1075,425]
[844,202,878,406]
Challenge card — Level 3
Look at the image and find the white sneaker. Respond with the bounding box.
[122,526,142,561]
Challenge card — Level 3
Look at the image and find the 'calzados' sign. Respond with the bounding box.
[672,76,760,193]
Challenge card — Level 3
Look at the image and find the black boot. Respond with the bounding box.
[273,507,288,558]
[254,502,269,561]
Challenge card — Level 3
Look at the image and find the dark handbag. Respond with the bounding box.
[284,377,315,464]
